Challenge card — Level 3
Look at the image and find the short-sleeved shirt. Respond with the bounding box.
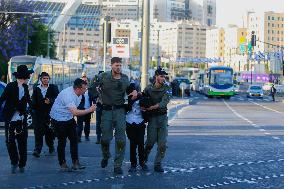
[97,71,130,106]
[50,86,82,121]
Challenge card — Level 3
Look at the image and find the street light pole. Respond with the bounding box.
[25,23,29,55]
[141,0,150,90]
[47,26,50,58]
[103,16,110,72]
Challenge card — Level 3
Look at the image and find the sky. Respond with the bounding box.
[216,0,284,27]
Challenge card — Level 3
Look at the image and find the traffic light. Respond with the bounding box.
[251,31,256,47]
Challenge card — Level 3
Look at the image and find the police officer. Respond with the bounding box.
[0,65,33,174]
[143,67,171,172]
[32,72,59,157]
[96,57,138,174]
[91,71,104,144]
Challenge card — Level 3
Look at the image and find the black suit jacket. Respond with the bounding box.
[0,81,31,123]
[31,84,59,116]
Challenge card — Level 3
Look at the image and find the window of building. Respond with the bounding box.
[272,17,274,20]
[268,16,270,20]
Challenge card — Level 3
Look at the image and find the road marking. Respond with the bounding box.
[250,101,284,115]
[186,173,284,189]
[223,100,284,144]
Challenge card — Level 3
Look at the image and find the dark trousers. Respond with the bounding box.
[52,119,78,165]
[77,114,91,139]
[5,120,28,168]
[272,93,275,101]
[126,122,145,166]
[96,104,102,141]
[34,114,54,153]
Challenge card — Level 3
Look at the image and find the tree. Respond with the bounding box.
[28,22,57,58]
[0,0,35,81]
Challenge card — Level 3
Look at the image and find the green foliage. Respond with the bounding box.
[28,21,56,58]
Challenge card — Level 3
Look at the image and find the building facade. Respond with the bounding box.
[247,11,284,74]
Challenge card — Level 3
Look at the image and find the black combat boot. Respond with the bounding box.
[154,165,164,173]
[114,167,123,175]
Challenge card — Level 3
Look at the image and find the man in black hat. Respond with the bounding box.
[0,65,33,174]
[32,72,59,157]
[143,67,171,172]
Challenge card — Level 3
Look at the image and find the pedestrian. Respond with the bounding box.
[125,83,149,173]
[77,75,95,142]
[96,57,138,174]
[50,78,96,171]
[32,72,59,158]
[0,65,33,174]
[271,84,277,102]
[143,67,171,172]
[92,71,104,144]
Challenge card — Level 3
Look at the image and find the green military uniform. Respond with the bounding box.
[97,71,130,169]
[144,83,171,167]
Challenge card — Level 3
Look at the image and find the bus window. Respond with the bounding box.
[29,64,41,85]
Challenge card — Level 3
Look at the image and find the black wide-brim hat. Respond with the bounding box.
[13,65,34,79]
[155,67,168,76]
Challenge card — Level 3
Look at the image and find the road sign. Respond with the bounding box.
[239,43,246,54]
[112,37,130,58]
[239,36,246,43]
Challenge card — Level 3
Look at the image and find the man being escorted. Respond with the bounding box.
[97,57,137,174]
[77,74,94,142]
[0,65,33,173]
[32,72,59,157]
[50,78,96,171]
[143,67,171,172]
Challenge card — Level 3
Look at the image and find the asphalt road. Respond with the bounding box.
[0,93,283,189]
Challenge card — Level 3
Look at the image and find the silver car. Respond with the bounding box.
[247,85,264,98]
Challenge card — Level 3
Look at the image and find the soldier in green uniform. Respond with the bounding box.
[96,57,138,174]
[143,67,171,172]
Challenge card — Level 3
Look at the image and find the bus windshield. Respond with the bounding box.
[210,69,232,85]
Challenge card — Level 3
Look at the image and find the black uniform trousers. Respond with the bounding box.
[5,120,28,168]
[52,118,78,165]
[77,113,91,139]
[95,103,103,141]
[34,114,54,153]
[126,122,146,166]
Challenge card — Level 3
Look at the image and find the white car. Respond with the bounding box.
[247,85,264,98]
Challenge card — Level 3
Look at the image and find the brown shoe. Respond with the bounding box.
[60,163,71,172]
[72,160,86,170]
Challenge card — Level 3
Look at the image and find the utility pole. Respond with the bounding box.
[141,0,150,90]
[47,26,50,58]
[25,24,29,55]
[157,30,161,67]
[103,16,110,72]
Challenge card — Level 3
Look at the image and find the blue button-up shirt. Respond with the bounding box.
[50,87,82,121]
